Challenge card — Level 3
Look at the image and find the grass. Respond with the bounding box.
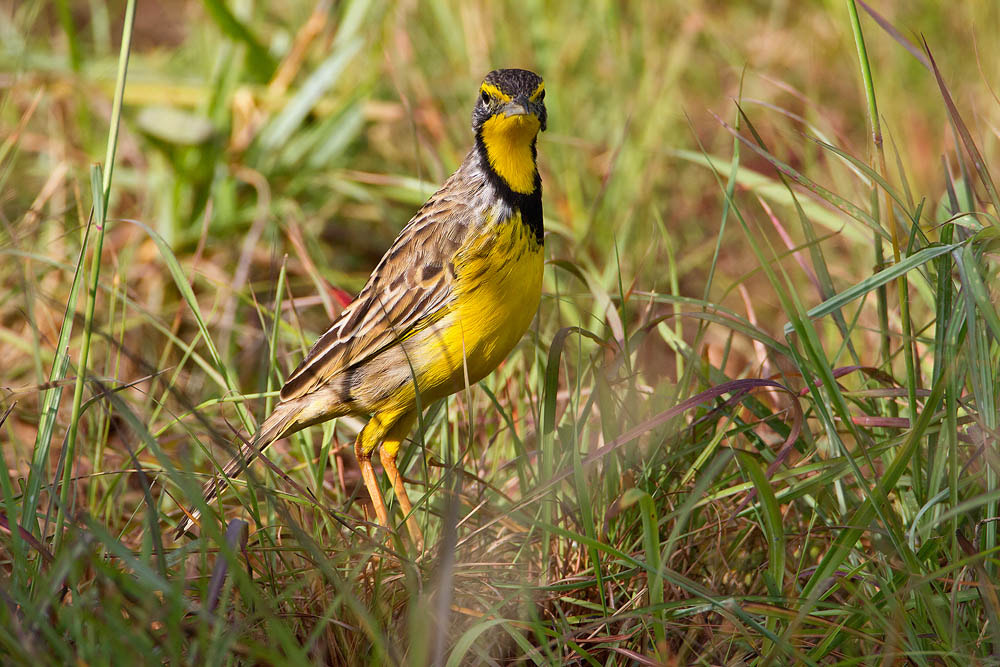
[2,0,1000,663]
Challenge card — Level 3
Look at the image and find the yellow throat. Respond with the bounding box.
[479,113,541,194]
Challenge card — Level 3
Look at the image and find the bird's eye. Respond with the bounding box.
[538,91,545,101]
[481,91,491,104]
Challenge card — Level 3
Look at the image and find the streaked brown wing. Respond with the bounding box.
[279,195,472,401]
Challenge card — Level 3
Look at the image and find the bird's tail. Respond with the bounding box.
[174,401,306,538]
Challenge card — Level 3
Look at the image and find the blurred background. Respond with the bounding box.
[4,1,997,382]
[4,0,997,362]
[2,0,1000,663]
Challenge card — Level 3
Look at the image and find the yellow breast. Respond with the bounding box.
[415,211,542,396]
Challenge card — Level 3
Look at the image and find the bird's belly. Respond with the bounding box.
[415,218,543,399]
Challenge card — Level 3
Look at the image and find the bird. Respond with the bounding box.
[176,68,547,551]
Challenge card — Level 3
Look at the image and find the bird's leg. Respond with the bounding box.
[355,435,390,531]
[380,447,424,552]
[354,410,421,550]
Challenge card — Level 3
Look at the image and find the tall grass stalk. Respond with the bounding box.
[847,0,922,506]
[52,0,136,553]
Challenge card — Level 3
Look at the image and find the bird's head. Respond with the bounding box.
[472,68,546,194]
[473,68,547,133]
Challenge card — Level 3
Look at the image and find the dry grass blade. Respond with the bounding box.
[206,519,250,614]
[856,0,930,69]
[0,509,55,566]
[923,38,1000,216]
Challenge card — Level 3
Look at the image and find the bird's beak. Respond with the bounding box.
[502,96,531,118]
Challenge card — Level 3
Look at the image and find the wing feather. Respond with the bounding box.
[280,192,474,401]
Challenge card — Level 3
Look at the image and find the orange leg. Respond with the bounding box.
[354,410,422,551]
[355,435,390,532]
[380,447,424,552]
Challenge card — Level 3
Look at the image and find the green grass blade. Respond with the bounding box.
[783,241,963,336]
[200,0,277,80]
